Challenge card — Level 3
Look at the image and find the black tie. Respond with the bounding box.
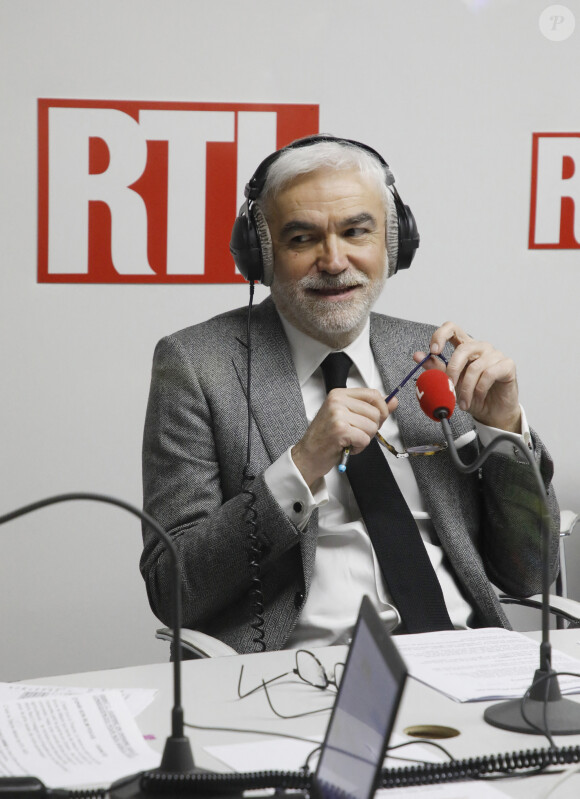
[320,352,454,633]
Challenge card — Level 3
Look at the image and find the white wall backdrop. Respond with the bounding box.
[1,0,579,680]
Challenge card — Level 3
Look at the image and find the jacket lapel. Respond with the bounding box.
[231,296,308,466]
[231,296,318,589]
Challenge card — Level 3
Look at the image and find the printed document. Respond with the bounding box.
[0,690,159,787]
[394,628,580,702]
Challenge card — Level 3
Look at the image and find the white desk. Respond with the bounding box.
[23,629,580,798]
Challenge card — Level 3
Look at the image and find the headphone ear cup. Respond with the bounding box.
[389,188,420,274]
[385,190,400,278]
[395,203,419,272]
[251,204,274,286]
[229,202,268,284]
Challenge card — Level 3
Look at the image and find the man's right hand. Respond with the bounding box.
[291,388,397,488]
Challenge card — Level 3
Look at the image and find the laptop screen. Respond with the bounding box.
[313,596,407,799]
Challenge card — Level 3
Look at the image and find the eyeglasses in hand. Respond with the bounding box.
[377,351,449,457]
[385,351,448,404]
[376,432,447,458]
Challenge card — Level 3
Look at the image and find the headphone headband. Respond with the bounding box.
[245,135,396,200]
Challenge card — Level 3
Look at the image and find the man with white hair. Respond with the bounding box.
[141,135,559,654]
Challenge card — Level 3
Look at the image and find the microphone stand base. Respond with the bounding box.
[484,669,580,735]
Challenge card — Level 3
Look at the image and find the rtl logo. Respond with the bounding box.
[529,133,580,249]
[38,100,319,283]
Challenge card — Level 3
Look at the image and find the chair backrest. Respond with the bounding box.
[557,509,579,599]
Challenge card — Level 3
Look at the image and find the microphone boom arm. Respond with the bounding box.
[438,417,553,674]
[0,492,194,774]
[434,413,580,736]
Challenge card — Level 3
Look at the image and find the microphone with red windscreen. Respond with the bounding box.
[416,369,456,421]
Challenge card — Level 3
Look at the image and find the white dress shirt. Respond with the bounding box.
[264,315,531,648]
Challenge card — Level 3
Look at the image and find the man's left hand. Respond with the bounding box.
[413,321,521,433]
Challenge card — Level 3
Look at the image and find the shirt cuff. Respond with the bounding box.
[263,447,329,530]
[474,404,533,460]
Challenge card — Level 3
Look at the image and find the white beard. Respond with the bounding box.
[271,268,387,348]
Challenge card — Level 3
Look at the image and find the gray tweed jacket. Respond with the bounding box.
[140,296,560,653]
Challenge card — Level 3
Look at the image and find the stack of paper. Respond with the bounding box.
[394,628,580,702]
[0,685,159,788]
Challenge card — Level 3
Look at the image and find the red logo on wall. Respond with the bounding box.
[38,100,319,283]
[529,133,580,249]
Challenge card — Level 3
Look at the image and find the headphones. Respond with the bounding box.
[229,134,420,286]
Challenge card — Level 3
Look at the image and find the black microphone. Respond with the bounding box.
[416,370,580,736]
[0,493,230,798]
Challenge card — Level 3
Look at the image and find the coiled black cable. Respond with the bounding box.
[0,777,107,797]
[7,744,580,796]
[243,461,265,652]
[140,768,311,794]
[380,745,580,788]
[115,744,580,793]
[242,280,266,652]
